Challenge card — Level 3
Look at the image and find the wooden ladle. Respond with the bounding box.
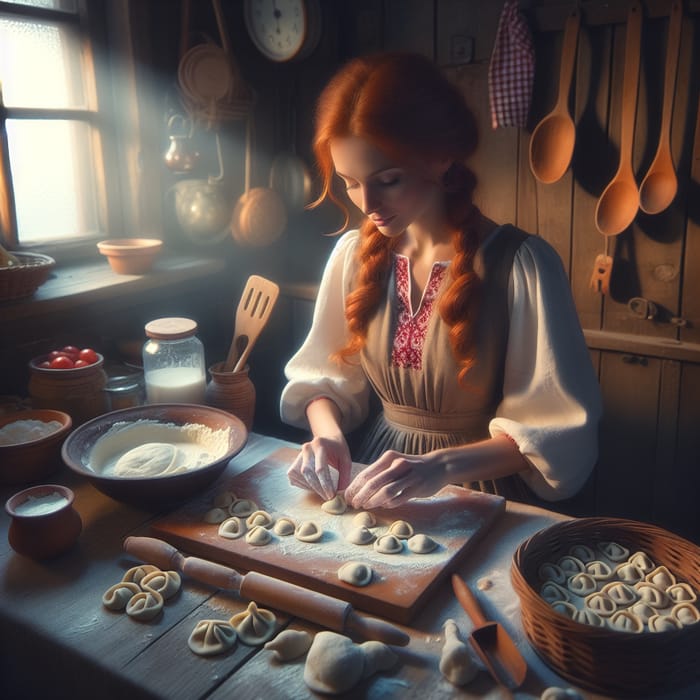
[529,9,581,184]
[639,0,682,215]
[595,2,642,236]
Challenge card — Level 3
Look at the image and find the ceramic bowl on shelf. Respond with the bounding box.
[0,409,73,485]
[97,238,163,274]
[61,403,248,508]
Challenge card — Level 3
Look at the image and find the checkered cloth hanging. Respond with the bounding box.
[488,0,535,129]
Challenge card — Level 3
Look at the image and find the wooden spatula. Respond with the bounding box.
[223,275,279,373]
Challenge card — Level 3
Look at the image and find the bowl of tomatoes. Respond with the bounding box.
[28,345,109,425]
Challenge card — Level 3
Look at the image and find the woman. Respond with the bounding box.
[280,52,601,510]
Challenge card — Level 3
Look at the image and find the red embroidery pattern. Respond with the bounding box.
[391,255,447,369]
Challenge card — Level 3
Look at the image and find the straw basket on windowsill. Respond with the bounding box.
[0,252,55,301]
[511,517,700,697]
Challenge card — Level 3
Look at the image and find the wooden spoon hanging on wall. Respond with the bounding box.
[594,2,643,237]
[638,0,683,215]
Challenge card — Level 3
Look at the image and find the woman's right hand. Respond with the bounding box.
[287,435,353,501]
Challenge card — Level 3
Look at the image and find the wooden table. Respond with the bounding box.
[1,433,697,700]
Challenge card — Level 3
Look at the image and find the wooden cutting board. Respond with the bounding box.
[151,447,505,623]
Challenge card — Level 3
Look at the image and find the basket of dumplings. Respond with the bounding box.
[511,517,700,697]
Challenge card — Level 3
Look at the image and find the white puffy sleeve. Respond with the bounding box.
[490,235,602,501]
[280,230,371,433]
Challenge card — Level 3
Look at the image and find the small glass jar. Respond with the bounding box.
[142,317,206,404]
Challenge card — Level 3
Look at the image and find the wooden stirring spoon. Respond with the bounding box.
[595,2,643,236]
[529,9,580,184]
[639,0,682,215]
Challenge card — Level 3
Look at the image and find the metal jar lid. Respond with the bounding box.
[144,317,198,340]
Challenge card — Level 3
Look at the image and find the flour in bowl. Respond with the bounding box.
[0,419,63,445]
[88,420,231,477]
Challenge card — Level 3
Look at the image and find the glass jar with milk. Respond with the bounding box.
[142,317,206,404]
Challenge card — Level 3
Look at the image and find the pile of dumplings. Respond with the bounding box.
[102,564,181,621]
[538,541,700,633]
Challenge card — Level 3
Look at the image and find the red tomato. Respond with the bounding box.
[39,360,51,368]
[61,345,81,359]
[50,355,75,369]
[73,359,89,368]
[48,350,71,361]
[78,348,99,365]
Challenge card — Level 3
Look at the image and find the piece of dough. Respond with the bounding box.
[218,516,246,539]
[295,520,323,543]
[125,590,163,621]
[672,602,700,626]
[667,582,697,604]
[352,512,376,528]
[245,524,272,546]
[373,533,403,555]
[567,572,597,596]
[122,564,160,586]
[102,581,140,611]
[538,562,566,585]
[540,582,570,604]
[113,442,176,477]
[634,582,671,609]
[628,550,655,574]
[229,498,257,517]
[648,613,682,632]
[264,629,313,660]
[338,561,373,587]
[303,631,396,695]
[551,601,577,619]
[629,601,656,624]
[140,570,181,600]
[541,687,584,700]
[645,565,676,589]
[597,541,629,562]
[608,609,643,633]
[213,490,237,508]
[188,619,237,656]
[585,560,613,581]
[557,555,584,574]
[204,507,229,524]
[246,509,274,528]
[407,533,438,554]
[614,562,644,584]
[321,493,347,515]
[439,619,478,686]
[230,601,277,645]
[601,581,638,606]
[572,608,605,627]
[584,592,617,617]
[387,519,414,539]
[568,544,596,563]
[273,516,296,536]
[346,526,375,545]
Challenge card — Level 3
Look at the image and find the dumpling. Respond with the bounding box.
[140,570,181,600]
[597,541,629,562]
[585,560,613,581]
[550,601,577,619]
[246,510,274,528]
[102,581,140,611]
[540,582,570,604]
[645,565,676,589]
[125,590,164,621]
[264,629,313,660]
[188,619,237,656]
[608,610,643,634]
[569,544,596,563]
[373,533,403,555]
[614,562,644,584]
[321,493,347,515]
[122,564,160,586]
[557,556,585,575]
[338,561,373,587]
[567,573,597,596]
[218,516,246,539]
[585,592,617,617]
[628,550,655,574]
[273,516,296,536]
[672,602,700,626]
[634,582,671,609]
[346,526,375,545]
[352,512,376,528]
[230,601,277,645]
[648,613,682,632]
[295,520,323,543]
[246,525,272,546]
[539,562,567,585]
[229,498,257,517]
[666,582,697,604]
[601,581,638,607]
[387,520,414,539]
[213,490,237,508]
[407,533,438,554]
[572,608,605,628]
[629,601,657,624]
[204,507,229,524]
[541,687,585,700]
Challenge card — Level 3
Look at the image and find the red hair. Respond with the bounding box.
[312,52,481,384]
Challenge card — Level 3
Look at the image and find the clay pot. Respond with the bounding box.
[230,187,287,248]
[205,362,256,431]
[6,484,82,559]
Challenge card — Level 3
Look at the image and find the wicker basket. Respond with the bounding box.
[0,252,55,301]
[511,517,700,697]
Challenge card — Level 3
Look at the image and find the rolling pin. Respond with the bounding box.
[124,536,409,646]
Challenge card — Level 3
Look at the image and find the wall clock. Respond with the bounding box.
[243,0,321,63]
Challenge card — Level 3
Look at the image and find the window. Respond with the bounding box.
[0,0,113,254]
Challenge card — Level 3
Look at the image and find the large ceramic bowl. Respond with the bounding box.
[0,409,73,485]
[61,404,248,508]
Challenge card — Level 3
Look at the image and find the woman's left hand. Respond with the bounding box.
[344,449,448,509]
